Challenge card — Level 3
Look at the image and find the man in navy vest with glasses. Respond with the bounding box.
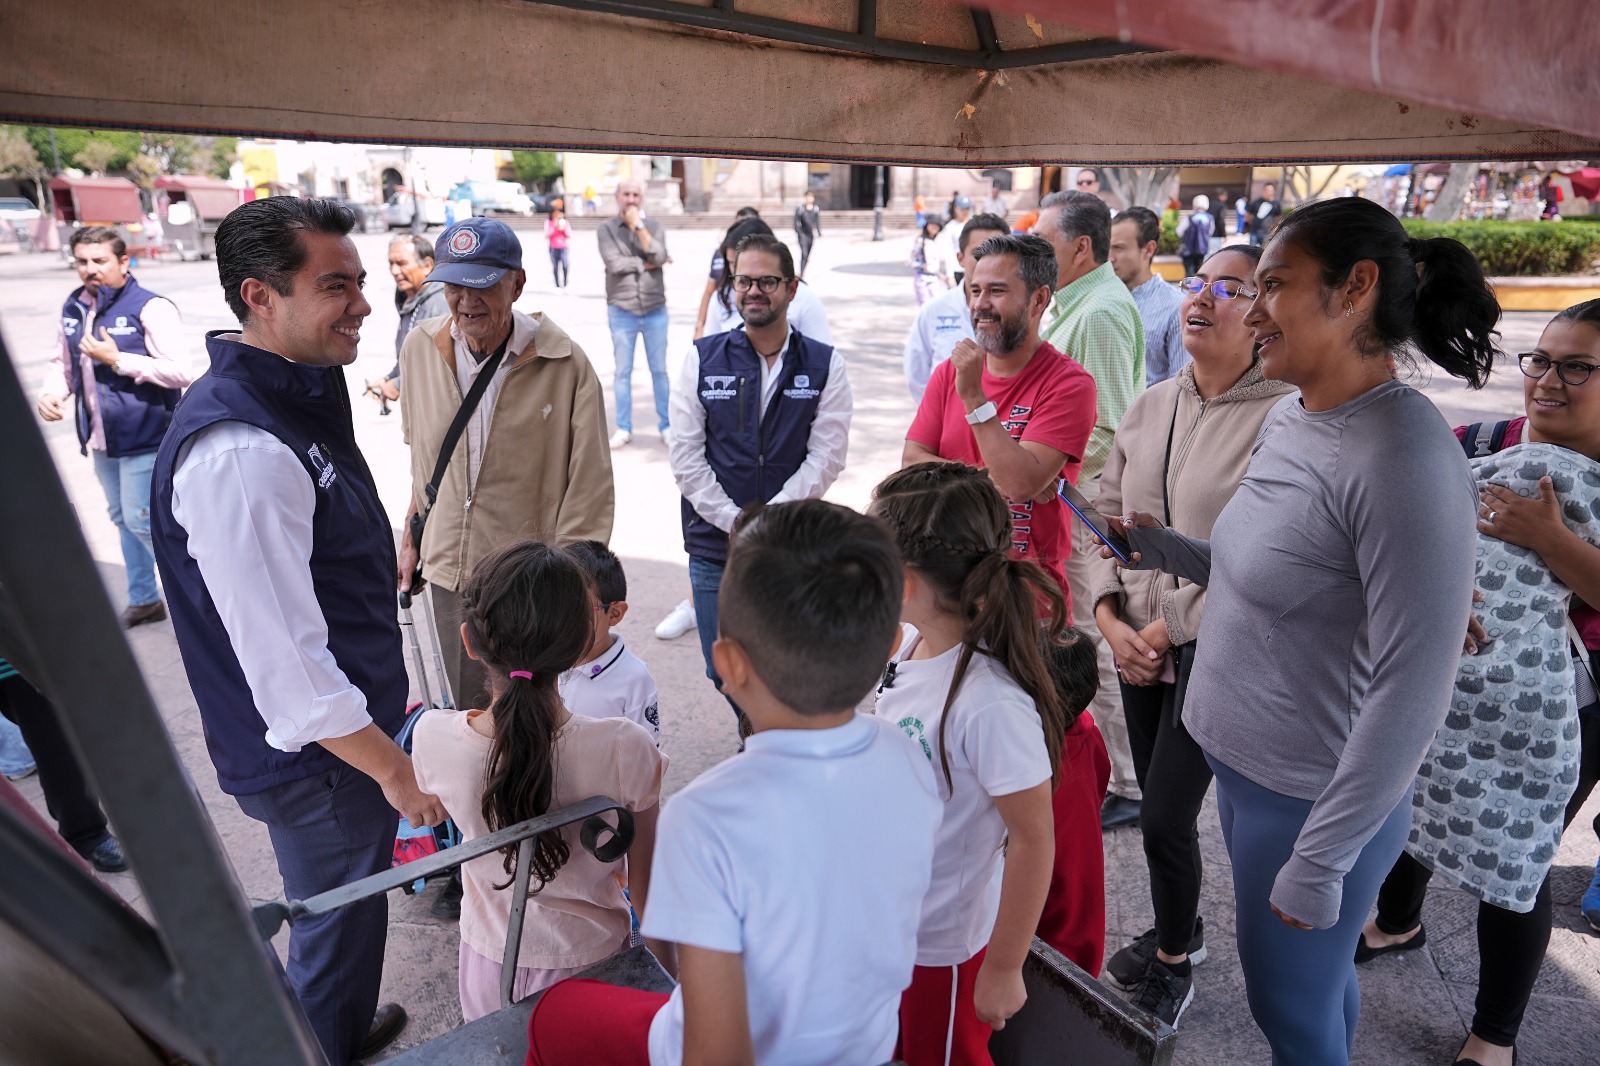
[667,233,852,732]
[37,226,195,627]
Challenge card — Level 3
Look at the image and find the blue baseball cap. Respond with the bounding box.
[953,194,973,209]
[427,217,523,288]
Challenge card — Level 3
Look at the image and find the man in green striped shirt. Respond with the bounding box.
[1033,189,1147,830]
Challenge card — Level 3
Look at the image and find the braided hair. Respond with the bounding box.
[872,462,1070,791]
[461,540,592,891]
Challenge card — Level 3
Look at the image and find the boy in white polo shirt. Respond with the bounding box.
[527,499,942,1066]
[560,541,660,743]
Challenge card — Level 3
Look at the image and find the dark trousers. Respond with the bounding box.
[1373,710,1598,1047]
[550,247,569,287]
[1121,677,1214,957]
[796,231,815,275]
[235,765,396,1065]
[1181,254,1205,276]
[0,673,109,852]
[688,555,745,727]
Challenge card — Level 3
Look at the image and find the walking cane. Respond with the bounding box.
[398,588,436,712]
[413,582,456,711]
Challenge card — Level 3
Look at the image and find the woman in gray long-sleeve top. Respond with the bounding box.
[1116,197,1501,1066]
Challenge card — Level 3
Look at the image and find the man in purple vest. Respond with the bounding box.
[666,232,852,728]
[151,198,444,1063]
[36,226,195,627]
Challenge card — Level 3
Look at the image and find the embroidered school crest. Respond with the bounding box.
[448,228,481,258]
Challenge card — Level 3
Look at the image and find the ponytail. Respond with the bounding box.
[460,540,592,891]
[1272,198,1500,388]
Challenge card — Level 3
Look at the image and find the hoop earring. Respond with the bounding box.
[1344,301,1355,317]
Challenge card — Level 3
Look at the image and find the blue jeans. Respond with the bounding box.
[1209,755,1411,1066]
[91,449,159,606]
[235,765,396,1065]
[0,711,34,777]
[607,304,670,434]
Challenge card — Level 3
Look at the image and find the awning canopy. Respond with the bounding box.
[154,176,245,221]
[47,176,144,224]
[3,0,1596,165]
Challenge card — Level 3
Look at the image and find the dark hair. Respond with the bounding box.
[734,205,761,219]
[715,217,776,312]
[215,196,356,323]
[972,233,1058,296]
[70,225,126,259]
[564,539,626,605]
[871,463,1070,789]
[1553,298,1600,330]
[1040,189,1112,263]
[1114,206,1161,250]
[732,232,795,279]
[461,540,592,890]
[1270,197,1500,387]
[959,212,1010,257]
[1043,627,1098,719]
[1206,242,1262,269]
[389,232,435,263]
[720,500,904,715]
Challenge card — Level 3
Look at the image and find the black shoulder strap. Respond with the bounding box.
[1462,419,1513,459]
[406,337,509,586]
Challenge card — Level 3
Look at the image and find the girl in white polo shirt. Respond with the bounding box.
[412,540,668,1021]
[872,462,1068,1066]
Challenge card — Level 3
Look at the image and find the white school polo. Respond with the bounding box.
[643,713,940,1066]
[558,635,660,742]
[874,626,1052,966]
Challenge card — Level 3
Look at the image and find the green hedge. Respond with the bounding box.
[1399,219,1600,276]
[1159,211,1180,255]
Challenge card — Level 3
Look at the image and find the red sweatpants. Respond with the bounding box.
[525,978,668,1066]
[1035,710,1111,974]
[897,946,991,1066]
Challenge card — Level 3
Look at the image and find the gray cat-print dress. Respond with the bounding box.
[1407,442,1599,911]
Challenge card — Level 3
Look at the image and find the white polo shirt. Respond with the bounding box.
[643,713,940,1066]
[902,282,974,402]
[557,635,660,742]
[874,626,1053,966]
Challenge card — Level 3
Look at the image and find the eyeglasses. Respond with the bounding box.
[1518,352,1600,386]
[1178,277,1257,301]
[731,274,788,293]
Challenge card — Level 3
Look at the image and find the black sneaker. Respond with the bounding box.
[1104,918,1207,991]
[430,870,463,920]
[1129,958,1194,1029]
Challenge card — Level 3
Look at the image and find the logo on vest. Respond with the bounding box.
[782,373,821,401]
[701,375,737,401]
[105,315,139,338]
[307,444,339,489]
[63,318,79,335]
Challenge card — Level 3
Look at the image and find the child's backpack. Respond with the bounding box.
[391,703,462,893]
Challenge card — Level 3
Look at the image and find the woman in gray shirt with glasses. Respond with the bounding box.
[1118,197,1500,1066]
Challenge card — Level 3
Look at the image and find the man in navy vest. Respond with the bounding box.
[151,198,444,1064]
[37,226,194,627]
[667,232,852,726]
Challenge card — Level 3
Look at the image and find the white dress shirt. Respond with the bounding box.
[450,312,539,489]
[667,325,852,534]
[171,419,372,751]
[702,281,833,344]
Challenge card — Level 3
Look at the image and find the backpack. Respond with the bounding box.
[1460,419,1515,459]
[1180,212,1211,258]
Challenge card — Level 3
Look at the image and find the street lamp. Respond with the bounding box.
[872,166,885,242]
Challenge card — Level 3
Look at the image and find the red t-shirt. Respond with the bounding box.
[905,342,1097,589]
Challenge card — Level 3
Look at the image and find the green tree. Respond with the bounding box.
[74,138,120,176]
[0,126,50,208]
[511,150,562,190]
[210,136,240,179]
[24,127,139,173]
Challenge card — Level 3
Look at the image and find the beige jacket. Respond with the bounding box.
[400,311,613,592]
[1090,358,1296,644]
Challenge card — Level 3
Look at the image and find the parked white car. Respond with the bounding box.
[0,197,42,224]
[384,193,449,230]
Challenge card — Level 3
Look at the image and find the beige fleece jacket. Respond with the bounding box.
[399,311,613,592]
[1090,358,1295,644]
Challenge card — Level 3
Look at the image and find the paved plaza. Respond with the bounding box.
[2,222,1596,1063]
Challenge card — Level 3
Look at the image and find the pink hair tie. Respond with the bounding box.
[508,671,534,681]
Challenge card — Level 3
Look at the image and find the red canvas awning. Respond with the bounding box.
[48,176,143,224]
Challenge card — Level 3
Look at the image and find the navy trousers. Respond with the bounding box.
[235,765,396,1065]
[1209,755,1412,1066]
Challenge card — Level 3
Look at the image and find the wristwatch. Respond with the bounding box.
[965,400,998,426]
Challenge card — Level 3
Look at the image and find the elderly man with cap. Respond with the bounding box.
[397,217,614,708]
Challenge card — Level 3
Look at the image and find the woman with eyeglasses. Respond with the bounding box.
[1089,244,1295,1028]
[1357,299,1600,1066]
[1109,197,1499,1065]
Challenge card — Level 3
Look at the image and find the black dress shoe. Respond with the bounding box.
[430,870,463,920]
[81,835,128,873]
[1454,1033,1517,1065]
[358,1002,407,1060]
[121,601,167,628]
[1354,923,1426,964]
[1100,794,1142,831]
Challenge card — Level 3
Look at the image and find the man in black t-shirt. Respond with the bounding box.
[1246,182,1281,246]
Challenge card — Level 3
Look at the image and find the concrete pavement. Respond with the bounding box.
[1,223,1596,1063]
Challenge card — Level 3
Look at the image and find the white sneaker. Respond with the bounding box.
[655,599,697,640]
[609,429,633,449]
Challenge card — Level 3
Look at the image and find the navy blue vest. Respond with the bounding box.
[151,333,406,796]
[62,275,181,458]
[681,329,833,562]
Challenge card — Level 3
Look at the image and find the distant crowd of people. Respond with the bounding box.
[8,178,1600,1066]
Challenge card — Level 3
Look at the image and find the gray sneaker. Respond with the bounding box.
[1104,917,1207,991]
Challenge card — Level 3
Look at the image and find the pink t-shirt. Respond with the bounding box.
[906,341,1097,590]
[1454,416,1600,649]
[545,217,570,250]
[412,709,666,969]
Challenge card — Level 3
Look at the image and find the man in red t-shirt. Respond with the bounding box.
[904,232,1097,601]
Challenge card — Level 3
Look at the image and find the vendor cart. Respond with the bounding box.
[153,175,246,261]
[48,175,146,257]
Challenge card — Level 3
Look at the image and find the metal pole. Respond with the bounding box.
[872,165,885,242]
[48,128,61,172]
